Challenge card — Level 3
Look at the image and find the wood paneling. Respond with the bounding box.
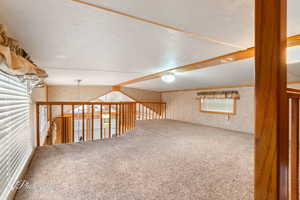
[255,0,288,199]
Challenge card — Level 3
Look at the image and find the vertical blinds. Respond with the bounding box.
[0,70,33,199]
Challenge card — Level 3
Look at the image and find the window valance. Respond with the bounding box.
[197,90,240,99]
[0,24,47,87]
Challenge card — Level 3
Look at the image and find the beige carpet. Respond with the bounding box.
[15,120,254,200]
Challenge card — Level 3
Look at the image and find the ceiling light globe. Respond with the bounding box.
[161,73,175,83]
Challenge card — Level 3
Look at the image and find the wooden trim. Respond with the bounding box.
[162,84,253,94]
[161,81,300,94]
[254,0,288,198]
[36,101,137,105]
[291,99,299,200]
[45,85,49,102]
[72,0,244,49]
[112,86,121,91]
[114,34,299,87]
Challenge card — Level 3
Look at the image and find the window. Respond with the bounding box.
[200,98,236,115]
[0,71,33,199]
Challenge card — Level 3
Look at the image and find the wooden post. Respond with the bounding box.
[36,104,40,147]
[291,99,299,200]
[255,0,288,199]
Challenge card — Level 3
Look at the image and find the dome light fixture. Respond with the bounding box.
[161,73,175,83]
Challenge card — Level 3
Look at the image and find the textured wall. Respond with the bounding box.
[162,87,255,133]
[46,85,161,102]
[32,87,47,102]
[121,87,161,102]
[47,85,112,101]
[162,83,300,134]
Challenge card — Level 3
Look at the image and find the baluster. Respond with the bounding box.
[61,104,64,143]
[292,98,299,200]
[109,104,112,138]
[118,104,121,136]
[72,105,74,143]
[100,104,103,139]
[82,104,85,141]
[49,105,52,145]
[91,104,94,141]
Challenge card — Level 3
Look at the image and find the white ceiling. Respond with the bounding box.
[0,0,299,89]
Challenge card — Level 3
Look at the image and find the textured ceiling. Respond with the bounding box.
[0,0,299,89]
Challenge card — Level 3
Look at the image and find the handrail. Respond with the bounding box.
[37,101,166,105]
[287,88,300,98]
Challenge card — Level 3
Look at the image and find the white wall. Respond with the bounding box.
[162,84,300,134]
[162,87,255,133]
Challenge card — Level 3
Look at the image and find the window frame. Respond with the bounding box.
[199,98,237,115]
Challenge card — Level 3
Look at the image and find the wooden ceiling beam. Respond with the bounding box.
[115,34,300,87]
[72,0,244,49]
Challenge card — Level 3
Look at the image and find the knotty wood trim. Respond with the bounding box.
[255,0,288,198]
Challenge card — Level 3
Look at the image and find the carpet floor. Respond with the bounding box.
[15,120,254,200]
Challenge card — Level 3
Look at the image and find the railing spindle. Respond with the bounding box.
[100,104,103,139]
[109,104,112,138]
[82,104,85,141]
[91,104,94,141]
[291,98,299,200]
[72,105,74,143]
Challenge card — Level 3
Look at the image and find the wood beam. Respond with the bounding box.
[115,35,300,87]
[72,0,244,49]
[255,0,288,199]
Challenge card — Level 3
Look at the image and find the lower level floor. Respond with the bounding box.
[16,120,254,200]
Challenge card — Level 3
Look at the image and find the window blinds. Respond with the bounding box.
[0,71,33,200]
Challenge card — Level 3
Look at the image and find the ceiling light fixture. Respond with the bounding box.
[161,73,175,83]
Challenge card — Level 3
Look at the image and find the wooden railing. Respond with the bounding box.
[136,102,166,120]
[36,101,167,146]
[287,88,300,200]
